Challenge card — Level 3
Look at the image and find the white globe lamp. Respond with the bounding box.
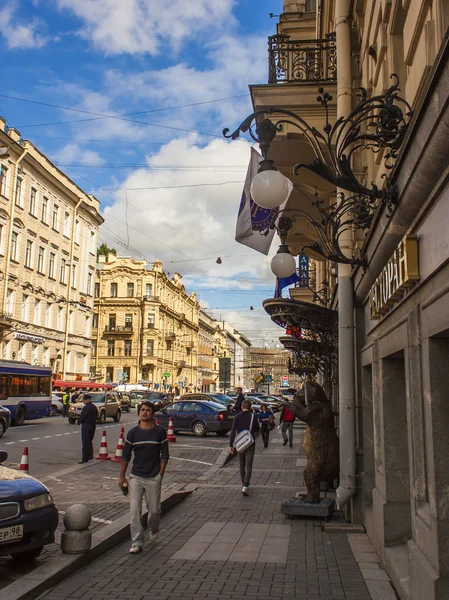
[250,161,292,210]
[271,245,296,278]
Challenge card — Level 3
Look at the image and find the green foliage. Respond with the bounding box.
[97,243,117,259]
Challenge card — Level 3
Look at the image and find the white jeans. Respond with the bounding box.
[129,474,162,545]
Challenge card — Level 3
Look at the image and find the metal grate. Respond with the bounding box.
[0,502,20,522]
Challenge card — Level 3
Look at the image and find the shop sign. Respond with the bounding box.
[14,332,44,344]
[163,371,171,378]
[369,235,419,320]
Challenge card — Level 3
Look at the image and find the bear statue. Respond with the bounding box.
[286,382,339,504]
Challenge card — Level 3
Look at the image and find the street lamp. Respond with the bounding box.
[250,162,292,209]
[271,244,296,278]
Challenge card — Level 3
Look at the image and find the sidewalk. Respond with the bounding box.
[38,426,397,600]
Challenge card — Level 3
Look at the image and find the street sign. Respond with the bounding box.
[281,375,289,387]
[178,381,183,386]
[264,375,273,383]
[219,357,231,390]
[163,371,171,378]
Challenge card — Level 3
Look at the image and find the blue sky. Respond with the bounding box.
[0,0,287,345]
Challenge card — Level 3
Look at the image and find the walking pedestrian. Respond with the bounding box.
[62,391,70,417]
[258,403,274,448]
[229,399,260,495]
[77,394,97,463]
[120,401,169,554]
[279,402,296,447]
[233,387,245,413]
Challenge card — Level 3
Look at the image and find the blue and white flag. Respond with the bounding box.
[235,147,292,255]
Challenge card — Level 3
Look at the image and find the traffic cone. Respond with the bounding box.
[95,430,111,460]
[19,447,29,473]
[167,417,177,443]
[111,428,125,463]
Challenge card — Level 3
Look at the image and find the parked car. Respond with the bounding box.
[116,392,131,413]
[184,393,235,413]
[49,395,63,417]
[67,392,121,424]
[0,450,58,561]
[0,405,11,438]
[155,399,232,437]
[135,391,169,413]
[247,395,282,412]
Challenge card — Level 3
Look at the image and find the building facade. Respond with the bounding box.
[243,2,449,598]
[249,347,300,394]
[0,120,103,378]
[198,310,219,392]
[91,255,199,390]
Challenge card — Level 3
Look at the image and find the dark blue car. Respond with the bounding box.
[156,399,232,437]
[0,451,58,560]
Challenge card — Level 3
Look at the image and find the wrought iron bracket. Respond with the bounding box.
[223,74,413,208]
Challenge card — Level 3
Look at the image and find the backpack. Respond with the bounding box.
[234,412,255,453]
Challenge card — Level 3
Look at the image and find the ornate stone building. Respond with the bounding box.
[0,120,103,378]
[249,347,301,393]
[91,255,199,389]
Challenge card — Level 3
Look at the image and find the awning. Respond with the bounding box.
[201,379,215,386]
[52,380,113,389]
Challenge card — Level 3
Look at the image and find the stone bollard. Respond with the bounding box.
[61,504,92,554]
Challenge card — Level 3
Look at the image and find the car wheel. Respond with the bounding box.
[68,417,76,424]
[192,421,207,437]
[12,406,25,426]
[216,431,227,437]
[0,419,5,438]
[98,411,106,424]
[11,546,44,562]
[114,410,121,423]
[49,405,57,417]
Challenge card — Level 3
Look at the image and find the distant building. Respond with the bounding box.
[0,120,103,378]
[198,310,218,392]
[249,347,301,393]
[91,256,199,389]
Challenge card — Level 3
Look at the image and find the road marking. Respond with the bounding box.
[31,437,41,440]
[54,434,63,436]
[64,432,71,435]
[44,435,52,438]
[170,457,213,466]
[4,441,15,445]
[18,439,29,442]
[14,425,37,428]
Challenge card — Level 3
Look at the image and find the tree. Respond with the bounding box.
[97,243,117,260]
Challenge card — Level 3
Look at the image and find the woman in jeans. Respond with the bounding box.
[258,403,274,448]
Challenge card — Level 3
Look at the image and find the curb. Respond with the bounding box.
[0,484,196,600]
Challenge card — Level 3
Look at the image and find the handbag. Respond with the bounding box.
[234,412,255,453]
[268,416,275,431]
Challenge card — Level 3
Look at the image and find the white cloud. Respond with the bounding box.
[0,1,50,49]
[56,0,236,55]
[50,143,105,166]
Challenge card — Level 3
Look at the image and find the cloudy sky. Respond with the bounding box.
[0,0,287,346]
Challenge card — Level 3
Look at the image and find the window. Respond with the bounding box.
[32,344,39,365]
[64,211,70,237]
[91,340,97,355]
[145,283,153,297]
[34,299,41,325]
[71,262,77,288]
[6,289,14,314]
[57,306,64,330]
[89,231,96,254]
[69,310,75,333]
[37,246,45,273]
[147,313,155,328]
[107,340,115,356]
[181,402,203,413]
[165,402,182,412]
[0,224,3,255]
[11,231,18,261]
[41,197,48,223]
[52,204,59,230]
[108,314,116,328]
[110,283,117,297]
[126,283,134,297]
[74,219,80,244]
[15,177,23,207]
[123,367,130,381]
[60,258,67,283]
[21,294,28,321]
[125,314,133,329]
[106,367,114,381]
[124,340,132,356]
[85,315,90,338]
[166,340,172,351]
[146,339,154,356]
[29,188,37,216]
[87,272,92,295]
[25,240,33,268]
[43,347,50,366]
[92,313,98,329]
[94,282,100,297]
[49,252,55,278]
[45,303,52,327]
[0,164,7,197]
[18,342,26,361]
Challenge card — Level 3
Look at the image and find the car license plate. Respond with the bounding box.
[0,524,23,544]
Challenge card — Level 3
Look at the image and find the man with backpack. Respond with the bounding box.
[279,402,296,447]
[229,399,260,496]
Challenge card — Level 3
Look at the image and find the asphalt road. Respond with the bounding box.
[0,411,232,480]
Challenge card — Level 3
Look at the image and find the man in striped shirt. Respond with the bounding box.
[120,401,169,554]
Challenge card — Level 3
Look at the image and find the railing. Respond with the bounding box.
[143,295,160,302]
[104,325,133,333]
[268,33,336,84]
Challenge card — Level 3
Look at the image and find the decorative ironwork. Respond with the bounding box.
[223,75,413,207]
[268,33,337,84]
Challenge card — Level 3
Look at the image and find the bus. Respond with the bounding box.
[0,360,52,426]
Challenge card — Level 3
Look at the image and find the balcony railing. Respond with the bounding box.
[268,33,336,84]
[143,295,160,302]
[104,325,133,334]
